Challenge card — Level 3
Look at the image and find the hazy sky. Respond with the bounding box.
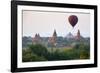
[22,10,90,37]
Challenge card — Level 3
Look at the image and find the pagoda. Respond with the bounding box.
[48,29,57,47]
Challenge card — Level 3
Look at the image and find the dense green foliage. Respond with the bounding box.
[22,43,90,62]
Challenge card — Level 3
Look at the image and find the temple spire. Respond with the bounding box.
[77,29,80,40]
[53,29,57,37]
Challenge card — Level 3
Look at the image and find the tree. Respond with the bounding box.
[28,44,49,58]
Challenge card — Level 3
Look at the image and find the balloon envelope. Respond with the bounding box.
[68,15,78,27]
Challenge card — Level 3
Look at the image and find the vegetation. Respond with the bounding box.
[22,43,90,62]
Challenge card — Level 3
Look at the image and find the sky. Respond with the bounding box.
[22,10,90,37]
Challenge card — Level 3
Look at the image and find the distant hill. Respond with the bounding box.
[22,36,90,49]
[22,29,90,49]
[65,32,74,39]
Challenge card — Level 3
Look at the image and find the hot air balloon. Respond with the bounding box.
[68,15,78,28]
